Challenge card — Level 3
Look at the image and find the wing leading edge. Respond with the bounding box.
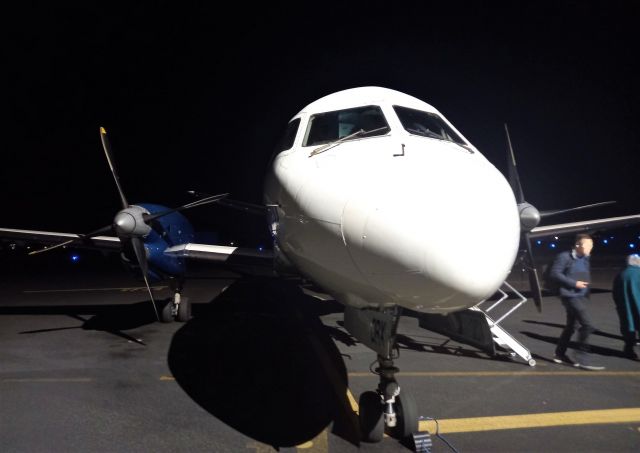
[529,214,640,239]
[0,227,121,251]
[164,243,275,276]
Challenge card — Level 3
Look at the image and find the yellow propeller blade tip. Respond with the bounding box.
[100,127,106,134]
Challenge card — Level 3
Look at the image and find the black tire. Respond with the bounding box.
[176,297,191,322]
[160,300,174,323]
[359,391,384,443]
[392,391,418,439]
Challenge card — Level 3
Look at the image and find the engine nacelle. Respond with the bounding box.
[119,203,196,281]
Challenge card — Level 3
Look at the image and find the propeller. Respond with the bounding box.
[100,127,129,210]
[30,127,229,321]
[539,201,616,218]
[187,190,268,215]
[504,124,544,312]
[503,124,616,313]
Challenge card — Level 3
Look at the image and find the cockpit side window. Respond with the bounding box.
[303,105,389,146]
[274,118,301,152]
[393,105,466,145]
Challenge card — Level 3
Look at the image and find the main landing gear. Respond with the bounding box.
[343,306,420,445]
[160,278,191,323]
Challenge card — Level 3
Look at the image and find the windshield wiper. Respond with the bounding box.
[309,126,389,157]
[406,127,474,153]
[406,127,443,140]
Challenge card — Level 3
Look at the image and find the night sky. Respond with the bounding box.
[4,1,640,247]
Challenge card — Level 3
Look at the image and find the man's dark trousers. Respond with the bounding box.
[556,296,595,361]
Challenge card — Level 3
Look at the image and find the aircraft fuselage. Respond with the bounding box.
[264,87,521,314]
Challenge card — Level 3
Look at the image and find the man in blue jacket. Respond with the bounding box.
[612,254,640,360]
[551,234,605,370]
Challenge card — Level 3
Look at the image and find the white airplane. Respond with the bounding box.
[2,86,640,443]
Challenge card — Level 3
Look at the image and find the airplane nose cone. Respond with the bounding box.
[343,154,520,312]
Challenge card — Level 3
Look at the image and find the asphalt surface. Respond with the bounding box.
[1,255,639,452]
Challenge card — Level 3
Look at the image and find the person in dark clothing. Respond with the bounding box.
[550,234,605,370]
[612,254,640,360]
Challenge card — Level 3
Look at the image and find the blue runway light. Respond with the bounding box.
[71,254,80,262]
[629,243,636,249]
[550,243,557,249]
[603,239,609,245]
[536,240,542,245]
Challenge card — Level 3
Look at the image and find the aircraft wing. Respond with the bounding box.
[164,243,276,276]
[529,214,640,239]
[0,227,121,251]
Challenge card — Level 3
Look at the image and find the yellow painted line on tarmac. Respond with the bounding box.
[419,407,640,434]
[162,375,639,439]
[1,378,93,383]
[345,392,640,434]
[294,390,359,451]
[168,370,640,381]
[24,286,167,293]
[346,389,359,414]
[296,429,329,451]
[348,371,640,378]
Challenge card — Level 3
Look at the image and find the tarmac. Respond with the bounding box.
[1,253,639,452]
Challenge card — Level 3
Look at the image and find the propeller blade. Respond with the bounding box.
[523,232,543,313]
[28,238,79,255]
[143,193,229,223]
[130,237,159,321]
[99,127,129,210]
[540,201,616,218]
[188,190,268,215]
[527,266,543,313]
[84,224,115,238]
[504,124,525,204]
[27,224,115,256]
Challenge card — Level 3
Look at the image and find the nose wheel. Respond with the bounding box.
[359,356,419,443]
[392,389,418,438]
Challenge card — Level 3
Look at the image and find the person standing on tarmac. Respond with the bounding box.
[612,253,640,360]
[551,234,606,370]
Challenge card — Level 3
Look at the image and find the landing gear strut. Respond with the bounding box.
[360,354,419,442]
[349,307,419,444]
[160,278,191,323]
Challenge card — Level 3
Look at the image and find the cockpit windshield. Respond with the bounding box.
[394,105,466,146]
[303,105,389,147]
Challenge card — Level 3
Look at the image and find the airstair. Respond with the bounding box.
[471,281,536,367]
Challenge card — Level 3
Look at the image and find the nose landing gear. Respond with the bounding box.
[343,306,421,446]
[359,355,418,443]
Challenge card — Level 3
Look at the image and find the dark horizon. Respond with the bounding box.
[4,1,640,245]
